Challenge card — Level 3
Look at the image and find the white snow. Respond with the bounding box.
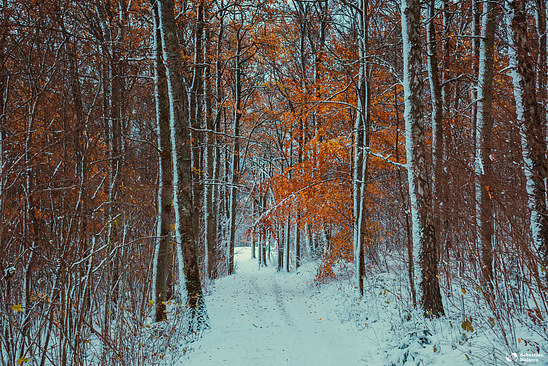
[164,248,547,366]
[178,248,382,365]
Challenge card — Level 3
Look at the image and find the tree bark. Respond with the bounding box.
[190,0,206,246]
[285,218,291,272]
[278,222,284,271]
[158,0,208,332]
[252,199,256,259]
[353,0,369,297]
[227,32,243,275]
[401,0,444,316]
[153,2,173,322]
[393,77,416,306]
[470,0,481,237]
[204,7,225,279]
[426,0,444,250]
[507,0,548,283]
[475,0,498,288]
[295,211,301,269]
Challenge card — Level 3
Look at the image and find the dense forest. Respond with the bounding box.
[0,0,547,364]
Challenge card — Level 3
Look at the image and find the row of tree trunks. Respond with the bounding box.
[506,0,548,286]
[400,0,444,316]
[157,0,208,331]
[152,3,173,322]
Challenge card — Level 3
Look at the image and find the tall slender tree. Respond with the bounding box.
[401,0,444,316]
[475,0,498,288]
[227,31,243,275]
[426,0,443,242]
[203,6,219,280]
[152,2,173,322]
[157,0,208,331]
[353,0,370,297]
[506,0,548,283]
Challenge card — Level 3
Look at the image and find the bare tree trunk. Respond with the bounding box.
[158,0,208,332]
[295,211,301,268]
[285,217,291,272]
[204,123,218,279]
[0,1,7,289]
[470,0,480,235]
[278,222,284,271]
[426,0,444,247]
[204,7,225,279]
[190,0,206,246]
[394,77,416,306]
[507,0,548,283]
[475,0,498,288]
[153,3,173,322]
[257,225,262,266]
[262,242,268,266]
[401,0,444,316]
[293,0,310,270]
[251,199,256,259]
[227,33,242,275]
[353,0,369,297]
[261,195,268,267]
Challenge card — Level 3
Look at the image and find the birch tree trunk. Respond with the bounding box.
[353,0,369,297]
[153,3,173,322]
[401,0,444,316]
[475,0,498,288]
[205,4,226,279]
[227,32,242,275]
[251,199,256,259]
[295,210,301,269]
[470,0,480,233]
[393,75,416,305]
[506,0,548,283]
[158,0,208,332]
[294,0,309,270]
[278,221,284,271]
[261,195,268,267]
[204,23,218,279]
[190,0,206,242]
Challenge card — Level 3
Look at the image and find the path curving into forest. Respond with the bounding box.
[185,247,382,366]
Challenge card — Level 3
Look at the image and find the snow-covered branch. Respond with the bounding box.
[365,147,407,170]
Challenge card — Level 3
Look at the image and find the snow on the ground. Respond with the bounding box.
[167,249,546,366]
[179,247,383,365]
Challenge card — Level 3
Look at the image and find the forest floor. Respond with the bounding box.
[165,248,545,366]
[182,247,384,365]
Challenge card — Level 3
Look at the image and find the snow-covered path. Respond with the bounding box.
[185,248,382,366]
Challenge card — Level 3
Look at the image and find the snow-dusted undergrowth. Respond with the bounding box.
[158,248,546,366]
